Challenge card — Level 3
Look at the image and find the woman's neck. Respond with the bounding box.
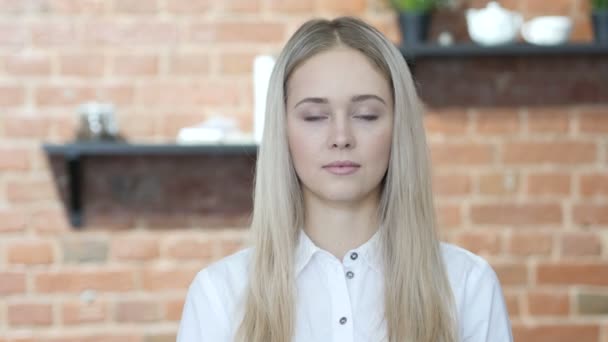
[302,188,381,261]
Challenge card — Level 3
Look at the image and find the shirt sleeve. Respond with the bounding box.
[462,260,513,342]
[177,269,231,342]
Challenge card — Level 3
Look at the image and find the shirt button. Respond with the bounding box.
[346,271,354,279]
[350,252,358,260]
[339,317,347,325]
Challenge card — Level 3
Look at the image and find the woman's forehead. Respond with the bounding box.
[286,48,392,106]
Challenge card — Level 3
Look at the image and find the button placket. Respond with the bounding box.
[329,260,354,342]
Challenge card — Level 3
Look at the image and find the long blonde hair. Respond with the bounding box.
[236,16,458,342]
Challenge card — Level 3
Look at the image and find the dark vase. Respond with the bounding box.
[592,10,608,43]
[398,12,431,47]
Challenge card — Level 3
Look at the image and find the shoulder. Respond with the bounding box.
[439,242,513,341]
[439,241,497,285]
[177,248,253,341]
[192,247,253,298]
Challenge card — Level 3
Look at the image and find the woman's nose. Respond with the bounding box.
[327,116,355,149]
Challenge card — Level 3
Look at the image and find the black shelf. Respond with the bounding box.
[44,142,258,156]
[43,142,258,228]
[401,43,608,60]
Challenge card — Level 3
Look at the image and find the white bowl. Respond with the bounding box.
[521,16,572,45]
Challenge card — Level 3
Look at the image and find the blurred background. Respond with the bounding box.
[1,0,607,341]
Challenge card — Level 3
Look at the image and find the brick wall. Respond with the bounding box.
[1,0,607,341]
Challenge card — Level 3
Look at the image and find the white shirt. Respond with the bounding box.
[177,229,513,342]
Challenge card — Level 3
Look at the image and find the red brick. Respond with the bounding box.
[436,204,461,229]
[45,334,142,342]
[115,112,159,139]
[579,109,608,133]
[0,209,28,232]
[0,271,26,295]
[504,141,597,165]
[433,173,471,196]
[475,109,520,134]
[166,238,215,260]
[493,262,528,286]
[6,179,58,203]
[527,172,571,196]
[470,203,562,225]
[318,0,367,13]
[580,173,608,197]
[267,0,314,13]
[115,300,161,322]
[507,232,553,256]
[0,148,31,171]
[527,108,570,133]
[220,0,260,12]
[537,262,608,286]
[112,0,158,13]
[188,21,285,44]
[478,172,520,195]
[111,236,159,261]
[82,20,179,47]
[61,300,108,325]
[30,208,71,234]
[8,303,53,326]
[430,143,494,165]
[2,115,53,138]
[35,270,136,293]
[166,0,211,13]
[35,84,134,106]
[112,54,159,76]
[571,16,593,42]
[141,267,199,291]
[164,297,185,321]
[523,0,575,16]
[527,290,570,316]
[139,81,239,107]
[8,240,54,264]
[424,109,469,135]
[561,232,602,257]
[513,324,599,342]
[5,53,52,76]
[0,85,25,106]
[158,112,206,138]
[218,236,247,256]
[45,0,108,14]
[218,51,257,75]
[454,231,502,255]
[168,53,211,75]
[0,22,28,46]
[574,204,608,226]
[31,22,81,46]
[504,291,521,318]
[59,53,105,77]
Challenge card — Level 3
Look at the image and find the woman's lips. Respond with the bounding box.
[322,162,361,175]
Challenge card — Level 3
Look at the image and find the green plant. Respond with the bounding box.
[592,0,608,9]
[391,0,439,12]
[391,0,456,12]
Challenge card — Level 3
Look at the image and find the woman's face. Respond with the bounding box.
[286,47,394,205]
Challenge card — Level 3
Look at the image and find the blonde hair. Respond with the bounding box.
[236,16,458,342]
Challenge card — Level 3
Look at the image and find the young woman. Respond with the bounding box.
[177,17,513,342]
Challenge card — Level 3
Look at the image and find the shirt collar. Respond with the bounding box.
[295,227,383,276]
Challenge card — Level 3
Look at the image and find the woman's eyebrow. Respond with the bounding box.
[351,94,386,105]
[293,94,386,109]
[294,97,329,108]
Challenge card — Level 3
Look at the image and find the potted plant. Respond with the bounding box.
[391,0,443,46]
[592,0,608,43]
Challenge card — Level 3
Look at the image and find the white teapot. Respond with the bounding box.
[466,1,523,46]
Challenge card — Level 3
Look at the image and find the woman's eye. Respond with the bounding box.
[304,116,327,122]
[355,115,379,121]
